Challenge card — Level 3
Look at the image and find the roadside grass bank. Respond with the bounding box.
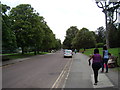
[2,52,49,61]
[112,67,120,71]
[82,48,120,71]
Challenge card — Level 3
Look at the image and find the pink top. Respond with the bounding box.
[92,54,101,63]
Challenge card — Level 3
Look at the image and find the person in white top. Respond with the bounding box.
[101,45,109,73]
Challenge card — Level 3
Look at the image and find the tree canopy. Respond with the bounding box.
[2,4,17,53]
[63,26,79,49]
[72,28,96,50]
[2,4,61,54]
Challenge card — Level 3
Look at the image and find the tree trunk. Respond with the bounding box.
[37,48,39,54]
[84,48,86,51]
[22,47,24,54]
[34,50,37,55]
[104,2,110,48]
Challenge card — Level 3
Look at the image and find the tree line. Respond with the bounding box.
[63,24,120,51]
[1,4,61,54]
[63,1,120,50]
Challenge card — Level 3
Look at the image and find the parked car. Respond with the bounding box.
[64,49,73,58]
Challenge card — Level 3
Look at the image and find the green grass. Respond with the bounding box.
[112,67,120,71]
[83,48,120,71]
[8,53,35,60]
[2,52,49,60]
[83,48,103,56]
[1,53,19,56]
[83,48,120,57]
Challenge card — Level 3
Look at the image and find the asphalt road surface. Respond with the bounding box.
[2,50,119,89]
[3,50,71,88]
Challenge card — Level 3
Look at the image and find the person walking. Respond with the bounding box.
[88,48,102,85]
[101,45,109,73]
[74,49,77,54]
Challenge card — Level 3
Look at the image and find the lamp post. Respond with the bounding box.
[96,0,110,48]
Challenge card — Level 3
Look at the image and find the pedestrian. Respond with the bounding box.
[108,53,115,61]
[74,49,77,54]
[101,45,109,73]
[108,53,117,67]
[88,48,102,85]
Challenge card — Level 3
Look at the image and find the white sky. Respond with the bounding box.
[1,0,106,42]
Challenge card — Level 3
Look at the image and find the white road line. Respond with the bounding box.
[62,58,73,89]
[51,59,71,88]
[91,73,114,88]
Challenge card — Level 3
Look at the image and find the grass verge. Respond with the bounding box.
[2,52,49,61]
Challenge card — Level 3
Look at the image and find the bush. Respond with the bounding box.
[96,43,104,48]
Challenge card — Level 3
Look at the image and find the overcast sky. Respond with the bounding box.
[1,0,106,42]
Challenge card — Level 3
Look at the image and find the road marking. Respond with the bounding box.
[62,58,73,89]
[51,58,72,89]
[91,73,114,88]
[51,60,69,88]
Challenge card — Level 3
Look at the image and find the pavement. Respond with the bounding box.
[1,52,120,89]
[64,53,120,89]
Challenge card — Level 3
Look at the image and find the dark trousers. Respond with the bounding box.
[92,63,101,83]
[101,58,109,72]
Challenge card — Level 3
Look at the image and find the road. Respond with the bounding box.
[3,50,71,88]
[2,50,119,89]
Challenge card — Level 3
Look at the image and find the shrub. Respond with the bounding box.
[96,43,104,48]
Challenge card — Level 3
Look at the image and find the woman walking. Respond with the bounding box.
[88,48,102,85]
[101,45,109,73]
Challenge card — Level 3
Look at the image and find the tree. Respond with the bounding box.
[107,1,120,24]
[72,28,96,50]
[2,4,17,53]
[108,23,118,48]
[40,22,57,52]
[54,39,61,50]
[10,4,44,54]
[63,26,79,49]
[95,26,105,43]
[107,1,120,48]
[118,24,120,47]
[27,15,45,55]
[96,1,120,48]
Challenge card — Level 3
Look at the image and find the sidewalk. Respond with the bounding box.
[64,53,119,89]
[64,53,93,88]
[105,67,120,88]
